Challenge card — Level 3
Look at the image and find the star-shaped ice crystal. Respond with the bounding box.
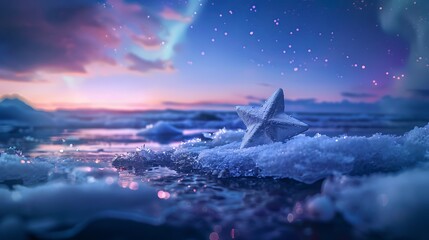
[236,88,309,148]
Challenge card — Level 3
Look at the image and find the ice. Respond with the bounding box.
[137,121,184,143]
[0,153,52,185]
[303,168,429,239]
[192,124,429,182]
[0,150,118,186]
[304,195,335,221]
[0,180,169,239]
[117,123,429,183]
[138,121,182,136]
[0,97,53,129]
[1,95,428,135]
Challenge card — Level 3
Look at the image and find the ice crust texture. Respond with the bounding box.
[124,123,429,184]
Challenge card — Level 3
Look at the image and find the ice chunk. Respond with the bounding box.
[137,121,184,143]
[303,168,429,239]
[0,153,52,186]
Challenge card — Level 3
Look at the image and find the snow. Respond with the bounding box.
[162,123,428,183]
[0,180,168,239]
[115,123,429,182]
[304,195,335,221]
[0,153,52,185]
[2,96,429,238]
[303,168,429,239]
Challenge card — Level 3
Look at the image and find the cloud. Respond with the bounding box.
[132,35,163,50]
[162,101,239,109]
[341,92,376,99]
[256,82,275,88]
[127,54,173,73]
[161,95,429,117]
[380,0,429,97]
[410,89,429,98]
[245,95,265,102]
[0,0,198,82]
[0,70,36,82]
[0,0,119,81]
[160,8,192,23]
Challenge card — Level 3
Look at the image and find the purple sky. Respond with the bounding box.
[0,0,428,111]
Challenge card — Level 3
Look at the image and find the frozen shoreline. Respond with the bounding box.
[115,123,429,183]
[1,123,428,239]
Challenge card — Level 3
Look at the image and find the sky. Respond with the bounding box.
[0,0,428,111]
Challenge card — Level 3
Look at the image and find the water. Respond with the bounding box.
[1,112,428,239]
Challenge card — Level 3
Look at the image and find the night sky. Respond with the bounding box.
[0,0,428,110]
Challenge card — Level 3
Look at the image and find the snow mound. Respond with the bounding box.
[304,168,429,239]
[116,124,429,183]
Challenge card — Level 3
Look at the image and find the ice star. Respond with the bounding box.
[236,88,309,148]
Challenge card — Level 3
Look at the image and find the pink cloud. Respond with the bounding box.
[160,8,192,23]
[0,0,176,82]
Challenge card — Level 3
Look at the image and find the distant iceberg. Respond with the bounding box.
[0,96,53,130]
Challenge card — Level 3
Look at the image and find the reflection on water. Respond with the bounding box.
[1,125,424,157]
[0,128,216,156]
